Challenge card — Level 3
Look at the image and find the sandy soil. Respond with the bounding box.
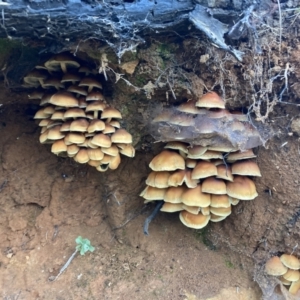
[0,87,262,299]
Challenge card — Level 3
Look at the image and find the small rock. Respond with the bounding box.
[120,60,139,75]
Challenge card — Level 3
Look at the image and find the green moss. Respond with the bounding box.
[194,227,217,251]
[225,259,234,269]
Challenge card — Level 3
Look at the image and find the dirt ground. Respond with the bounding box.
[1,9,300,296]
[0,86,264,299]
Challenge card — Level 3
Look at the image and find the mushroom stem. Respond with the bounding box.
[88,86,93,93]
[94,111,99,119]
[61,63,67,74]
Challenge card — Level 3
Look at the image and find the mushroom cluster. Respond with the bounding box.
[151,91,263,151]
[140,92,262,229]
[25,52,135,172]
[140,142,261,229]
[265,254,300,295]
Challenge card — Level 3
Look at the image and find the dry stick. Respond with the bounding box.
[277,0,282,53]
[49,249,78,282]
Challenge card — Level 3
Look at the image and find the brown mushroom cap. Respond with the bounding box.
[101,107,122,120]
[64,108,86,119]
[289,279,300,295]
[265,256,288,276]
[64,133,85,144]
[51,139,67,155]
[40,93,53,106]
[67,144,80,156]
[47,125,65,140]
[231,160,262,177]
[210,206,231,217]
[43,78,64,90]
[229,196,240,206]
[210,213,227,222]
[201,206,210,216]
[51,111,65,120]
[179,211,210,229]
[23,69,48,87]
[197,150,223,160]
[177,100,207,114]
[70,118,89,132]
[74,149,89,164]
[91,133,112,148]
[280,277,292,286]
[102,124,116,134]
[39,118,51,127]
[111,129,133,144]
[202,177,227,195]
[161,202,183,213]
[280,254,300,270]
[60,120,72,132]
[85,101,106,113]
[187,145,207,158]
[149,150,185,171]
[45,53,80,73]
[88,160,102,167]
[108,153,121,170]
[210,194,231,208]
[164,186,186,203]
[34,109,51,119]
[182,204,201,215]
[146,171,170,188]
[216,164,234,181]
[208,145,238,153]
[283,269,300,282]
[168,170,186,187]
[119,144,135,158]
[109,120,121,128]
[49,92,79,107]
[184,170,198,188]
[67,85,88,96]
[181,184,211,207]
[87,119,106,133]
[195,91,225,109]
[101,145,119,156]
[43,106,55,115]
[87,148,104,161]
[86,91,105,101]
[226,176,258,200]
[140,186,167,200]
[185,158,197,168]
[226,149,256,162]
[61,73,81,84]
[164,141,189,153]
[79,77,103,92]
[191,161,218,179]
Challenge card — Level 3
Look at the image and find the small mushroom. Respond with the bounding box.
[43,78,65,90]
[181,184,211,207]
[64,108,86,119]
[179,211,210,229]
[69,119,89,132]
[149,150,185,172]
[161,202,183,213]
[64,133,86,144]
[51,139,67,155]
[49,92,79,107]
[226,176,258,200]
[74,149,89,164]
[91,133,112,148]
[139,186,167,200]
[231,160,262,177]
[111,129,133,144]
[164,186,186,204]
[210,206,231,217]
[195,91,225,109]
[85,101,106,119]
[87,119,106,133]
[191,161,218,179]
[168,170,186,187]
[216,164,234,181]
[119,144,135,158]
[146,171,170,188]
[45,53,80,73]
[283,269,300,282]
[61,73,81,85]
[226,149,256,162]
[202,177,227,195]
[265,256,288,276]
[79,77,102,92]
[67,85,88,97]
[280,254,300,270]
[86,91,105,101]
[187,145,207,159]
[101,107,122,123]
[23,69,48,87]
[67,144,80,157]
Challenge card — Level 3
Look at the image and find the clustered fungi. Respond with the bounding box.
[151,92,263,150]
[265,254,300,295]
[140,92,261,229]
[25,52,135,172]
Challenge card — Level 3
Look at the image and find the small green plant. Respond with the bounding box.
[75,236,95,255]
[49,236,95,281]
[225,259,234,269]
